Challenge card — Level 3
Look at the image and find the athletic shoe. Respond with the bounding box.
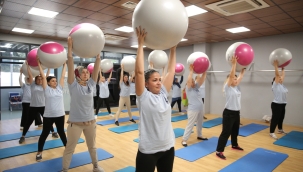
[94,115,98,119]
[216,152,226,160]
[36,154,42,162]
[197,137,208,140]
[203,116,207,119]
[52,132,59,138]
[232,146,244,151]
[115,121,119,126]
[179,112,184,115]
[278,130,287,134]
[129,119,136,123]
[181,141,187,147]
[20,127,23,130]
[270,133,278,140]
[19,137,25,144]
[93,164,105,172]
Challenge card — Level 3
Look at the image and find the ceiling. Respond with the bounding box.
[0,0,302,49]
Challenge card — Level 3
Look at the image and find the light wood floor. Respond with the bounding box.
[0,107,303,172]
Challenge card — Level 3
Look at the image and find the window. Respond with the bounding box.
[0,42,29,58]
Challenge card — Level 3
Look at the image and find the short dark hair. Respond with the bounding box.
[144,69,158,82]
[123,74,130,86]
[35,75,42,84]
[272,77,275,85]
[47,76,56,83]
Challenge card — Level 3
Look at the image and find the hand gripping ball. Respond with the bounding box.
[226,42,254,71]
[269,48,292,68]
[148,50,168,69]
[69,23,105,58]
[132,0,188,50]
[101,59,113,73]
[121,56,136,73]
[38,42,67,69]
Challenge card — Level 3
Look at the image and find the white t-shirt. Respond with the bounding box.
[99,81,109,98]
[198,82,205,98]
[44,85,65,117]
[272,82,288,104]
[130,82,136,95]
[68,78,95,122]
[30,83,45,107]
[172,84,181,98]
[186,83,203,111]
[120,82,130,97]
[137,85,175,154]
[224,84,241,111]
[22,83,31,103]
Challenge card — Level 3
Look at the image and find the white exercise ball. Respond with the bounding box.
[148,50,168,69]
[101,59,113,73]
[132,0,188,50]
[38,42,67,69]
[269,48,292,68]
[121,56,136,73]
[69,23,105,58]
[21,63,40,77]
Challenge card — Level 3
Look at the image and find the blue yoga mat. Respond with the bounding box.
[121,108,138,112]
[97,112,115,116]
[133,128,188,143]
[109,124,138,134]
[0,128,64,142]
[175,137,231,162]
[115,166,136,172]
[219,148,288,172]
[97,116,139,126]
[172,110,179,114]
[0,138,84,159]
[202,118,222,128]
[274,131,303,150]
[239,123,269,137]
[171,114,187,122]
[4,148,113,172]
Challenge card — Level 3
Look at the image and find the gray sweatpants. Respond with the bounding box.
[183,110,204,141]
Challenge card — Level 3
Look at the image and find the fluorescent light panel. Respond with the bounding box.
[180,38,188,42]
[131,45,146,48]
[12,27,34,34]
[28,7,59,18]
[185,5,208,17]
[226,27,250,33]
[115,26,134,33]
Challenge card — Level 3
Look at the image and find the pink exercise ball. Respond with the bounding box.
[187,52,209,74]
[69,23,105,58]
[27,48,46,70]
[87,63,94,74]
[38,42,67,69]
[226,42,254,71]
[175,63,185,76]
[193,57,209,74]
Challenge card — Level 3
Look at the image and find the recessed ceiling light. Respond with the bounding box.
[12,27,34,34]
[180,38,188,42]
[185,5,208,17]
[226,27,250,33]
[115,26,134,33]
[28,7,59,18]
[131,45,146,48]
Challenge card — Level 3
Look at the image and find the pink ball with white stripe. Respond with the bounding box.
[175,63,185,76]
[37,42,67,69]
[226,42,254,71]
[269,48,292,68]
[69,23,105,58]
[187,52,210,74]
[87,63,94,74]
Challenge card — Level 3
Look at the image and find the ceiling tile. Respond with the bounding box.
[245,23,272,30]
[120,13,133,20]
[191,12,221,21]
[34,0,69,12]
[40,23,66,30]
[0,25,13,30]
[254,27,283,35]
[14,24,40,30]
[63,7,94,17]
[18,19,44,27]
[72,0,108,11]
[188,18,200,25]
[108,18,131,25]
[279,1,303,12]
[216,23,241,29]
[204,18,231,26]
[260,13,290,22]
[268,18,298,27]
[225,13,256,22]
[49,0,78,5]
[7,0,36,6]
[99,22,121,30]
[22,14,51,22]
[94,0,119,5]
[0,9,25,18]
[55,13,83,22]
[180,0,192,6]
[277,23,302,30]
[3,1,31,13]
[99,6,131,17]
[280,27,303,33]
[112,0,140,10]
[199,27,224,33]
[236,19,265,26]
[87,12,117,22]
[272,0,298,5]
[0,29,11,33]
[76,18,104,26]
[46,18,75,27]
[294,16,303,23]
[0,16,19,23]
[189,22,211,29]
[0,20,16,27]
[249,6,284,18]
[287,9,303,17]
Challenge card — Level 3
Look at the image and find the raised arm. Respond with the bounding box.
[59,63,66,87]
[281,68,285,83]
[120,64,124,84]
[26,61,33,84]
[236,68,246,85]
[67,37,74,84]
[273,60,281,84]
[37,56,47,89]
[46,68,50,77]
[135,26,147,96]
[163,46,177,91]
[107,70,112,83]
[227,56,237,87]
[162,66,166,80]
[92,54,101,82]
[19,67,23,87]
[180,75,184,84]
[186,65,194,88]
[197,72,207,87]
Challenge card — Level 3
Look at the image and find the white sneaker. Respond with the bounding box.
[179,112,184,115]
[93,165,105,172]
[278,130,287,134]
[269,133,278,140]
[94,115,97,119]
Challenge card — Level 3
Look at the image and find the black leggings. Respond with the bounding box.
[130,95,136,105]
[136,147,175,172]
[171,98,181,112]
[22,106,54,136]
[38,116,67,152]
[216,109,240,152]
[20,103,30,127]
[95,97,111,114]
[270,102,286,133]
